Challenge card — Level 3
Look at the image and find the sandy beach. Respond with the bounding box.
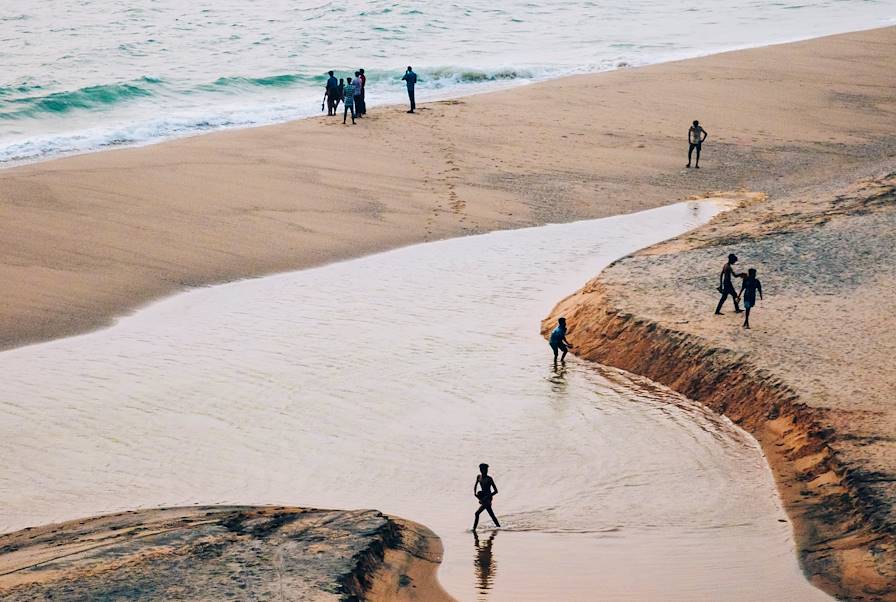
[3,24,896,600]
[2,27,895,350]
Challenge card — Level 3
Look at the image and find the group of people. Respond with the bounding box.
[323,69,368,124]
[323,66,419,124]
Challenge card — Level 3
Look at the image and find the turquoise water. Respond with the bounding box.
[1,0,893,164]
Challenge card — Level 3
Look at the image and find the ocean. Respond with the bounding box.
[1,0,893,165]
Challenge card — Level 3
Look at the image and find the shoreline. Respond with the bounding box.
[2,26,895,351]
[544,172,896,599]
[0,506,453,602]
[3,22,894,171]
[3,24,896,600]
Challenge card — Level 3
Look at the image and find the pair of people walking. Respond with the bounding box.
[715,253,763,328]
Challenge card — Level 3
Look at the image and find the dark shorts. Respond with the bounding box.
[550,341,568,353]
[689,142,702,151]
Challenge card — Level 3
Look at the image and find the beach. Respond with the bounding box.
[2,27,895,351]
[2,24,896,600]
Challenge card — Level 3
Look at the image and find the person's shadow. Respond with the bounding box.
[473,530,498,597]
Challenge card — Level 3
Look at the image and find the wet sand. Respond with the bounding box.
[547,172,896,599]
[1,26,895,350]
[0,202,829,600]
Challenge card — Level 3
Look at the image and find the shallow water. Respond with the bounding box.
[2,0,893,164]
[0,202,828,600]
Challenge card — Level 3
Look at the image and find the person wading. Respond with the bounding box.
[402,66,417,113]
[549,317,574,364]
[715,253,745,315]
[686,120,707,168]
[473,463,500,531]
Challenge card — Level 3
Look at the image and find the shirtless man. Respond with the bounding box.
[473,463,501,531]
[715,253,745,315]
[686,120,707,168]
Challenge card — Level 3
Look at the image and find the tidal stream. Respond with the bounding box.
[0,202,828,600]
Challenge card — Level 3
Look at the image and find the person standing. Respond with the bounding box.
[353,71,364,118]
[343,77,356,125]
[715,253,744,315]
[336,78,345,111]
[686,120,707,168]
[358,68,367,116]
[324,70,339,116]
[739,268,763,329]
[473,463,500,531]
[402,66,417,113]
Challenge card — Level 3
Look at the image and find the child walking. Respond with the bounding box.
[739,268,763,328]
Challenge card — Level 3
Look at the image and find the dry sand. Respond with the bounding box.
[0,506,452,601]
[546,172,896,599]
[2,26,895,350]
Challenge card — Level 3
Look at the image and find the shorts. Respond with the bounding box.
[550,341,568,353]
[476,491,493,506]
[744,298,755,309]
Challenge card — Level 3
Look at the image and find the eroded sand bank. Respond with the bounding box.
[1,27,895,350]
[0,506,451,601]
[545,173,896,599]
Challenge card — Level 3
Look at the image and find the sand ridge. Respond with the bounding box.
[0,506,452,601]
[545,173,896,599]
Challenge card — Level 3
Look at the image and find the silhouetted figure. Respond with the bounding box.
[402,66,417,113]
[549,317,574,364]
[324,71,339,116]
[336,78,345,111]
[343,77,356,125]
[715,253,745,315]
[353,71,364,118]
[358,68,367,115]
[686,120,707,168]
[473,531,497,593]
[739,268,763,329]
[473,463,500,531]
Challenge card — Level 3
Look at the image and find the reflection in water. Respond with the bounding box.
[473,530,498,597]
[547,363,568,394]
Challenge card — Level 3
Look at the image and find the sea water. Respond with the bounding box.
[1,0,893,165]
[0,202,830,599]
